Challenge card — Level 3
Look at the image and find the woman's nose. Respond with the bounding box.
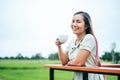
[72,22,77,27]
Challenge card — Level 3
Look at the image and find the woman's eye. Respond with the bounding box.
[76,20,81,23]
[72,20,81,23]
[72,20,74,23]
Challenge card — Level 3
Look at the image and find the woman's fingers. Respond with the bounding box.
[55,38,61,46]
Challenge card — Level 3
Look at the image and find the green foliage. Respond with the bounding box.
[101,52,120,63]
[48,52,59,60]
[101,52,112,61]
[15,53,24,59]
[31,53,45,60]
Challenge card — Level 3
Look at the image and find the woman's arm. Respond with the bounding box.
[67,49,90,66]
[67,34,95,66]
[55,38,69,65]
[58,46,69,65]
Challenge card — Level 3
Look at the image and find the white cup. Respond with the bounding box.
[58,35,68,44]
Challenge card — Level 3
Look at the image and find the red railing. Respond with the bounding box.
[45,64,120,80]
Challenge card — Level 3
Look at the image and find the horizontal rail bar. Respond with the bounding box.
[44,64,120,80]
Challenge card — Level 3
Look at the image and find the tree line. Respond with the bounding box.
[0,51,120,63]
[0,52,59,60]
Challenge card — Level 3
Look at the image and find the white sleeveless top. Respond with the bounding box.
[67,34,104,80]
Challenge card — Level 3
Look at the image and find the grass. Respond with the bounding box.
[0,60,117,80]
[0,60,44,69]
[0,69,49,80]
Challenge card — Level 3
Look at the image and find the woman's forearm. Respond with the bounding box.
[67,50,90,66]
[58,46,68,65]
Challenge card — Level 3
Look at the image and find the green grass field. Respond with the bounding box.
[0,60,117,80]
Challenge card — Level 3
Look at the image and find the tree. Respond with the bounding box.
[0,57,2,59]
[15,53,24,59]
[31,53,45,60]
[101,52,120,63]
[4,56,9,59]
[101,52,112,61]
[9,56,15,59]
[48,52,59,60]
[114,52,120,63]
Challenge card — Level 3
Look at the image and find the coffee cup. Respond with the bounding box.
[58,35,68,44]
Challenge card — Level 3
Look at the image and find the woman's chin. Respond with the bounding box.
[73,32,78,34]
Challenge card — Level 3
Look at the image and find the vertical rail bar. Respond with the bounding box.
[83,72,88,80]
[118,75,120,80]
[50,68,54,80]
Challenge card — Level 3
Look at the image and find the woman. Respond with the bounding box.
[55,11,105,80]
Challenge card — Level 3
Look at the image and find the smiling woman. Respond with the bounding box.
[55,11,105,80]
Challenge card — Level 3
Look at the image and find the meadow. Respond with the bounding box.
[0,60,117,80]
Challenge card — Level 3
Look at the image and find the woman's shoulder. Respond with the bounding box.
[84,34,95,39]
[82,34,96,43]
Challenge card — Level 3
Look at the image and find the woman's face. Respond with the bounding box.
[71,14,86,35]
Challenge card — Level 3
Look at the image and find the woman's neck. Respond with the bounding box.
[76,33,86,41]
[75,33,86,45]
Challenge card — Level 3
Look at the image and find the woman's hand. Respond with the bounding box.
[55,38,62,47]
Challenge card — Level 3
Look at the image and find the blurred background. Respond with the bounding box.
[0,0,120,58]
[0,0,120,80]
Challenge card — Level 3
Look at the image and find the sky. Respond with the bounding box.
[0,0,120,58]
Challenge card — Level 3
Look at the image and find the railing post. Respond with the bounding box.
[83,72,88,80]
[118,75,120,80]
[50,68,54,80]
